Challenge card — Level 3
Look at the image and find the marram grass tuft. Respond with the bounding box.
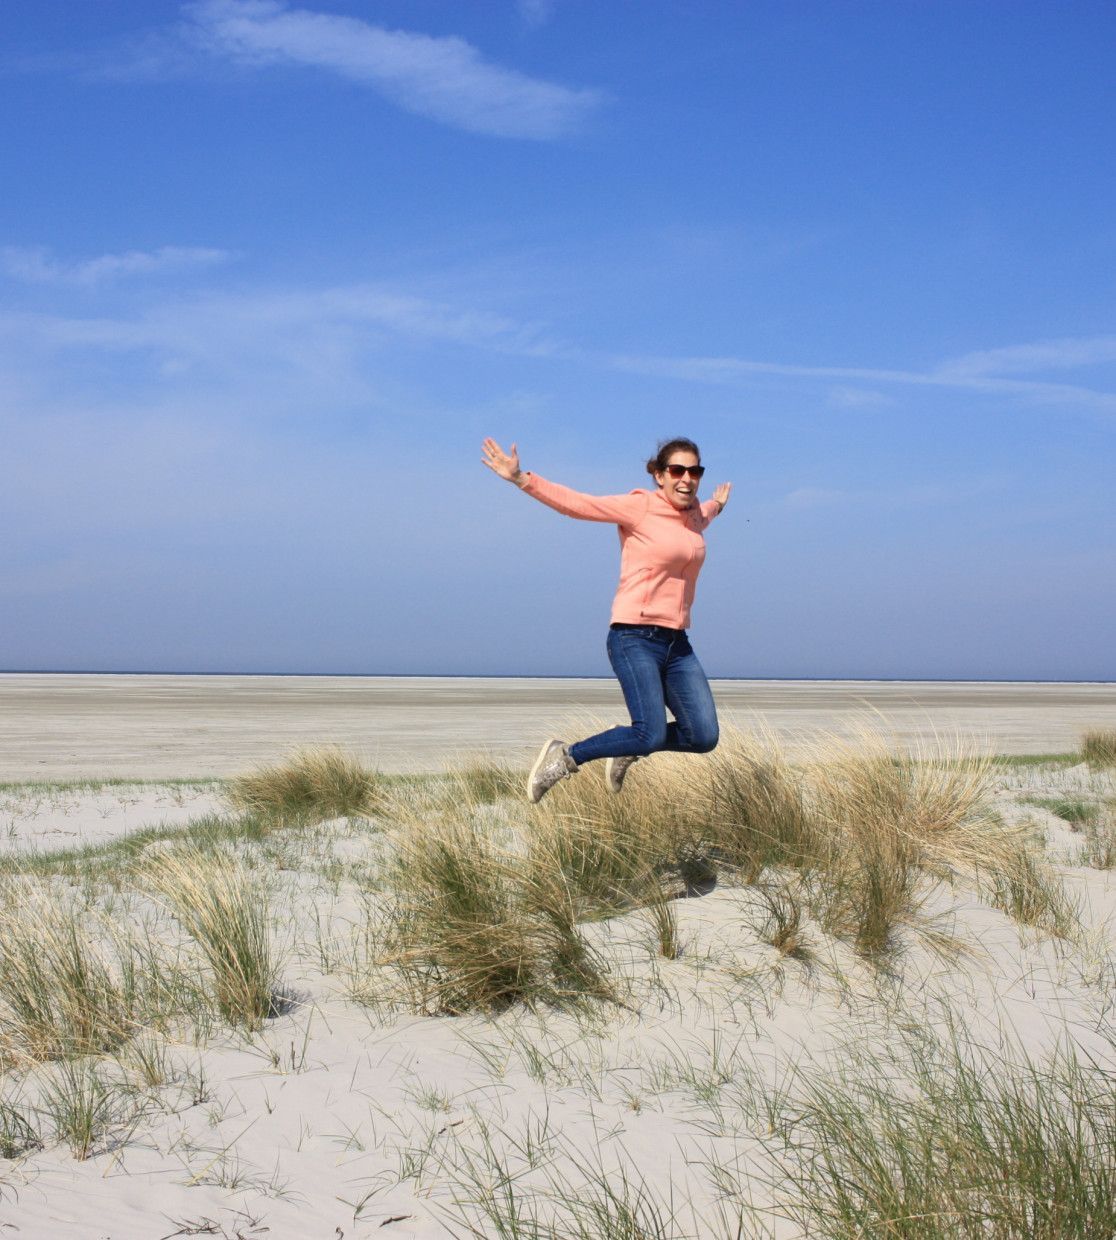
[1081,727,1116,768]
[227,745,381,822]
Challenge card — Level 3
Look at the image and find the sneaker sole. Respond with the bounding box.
[527,737,564,804]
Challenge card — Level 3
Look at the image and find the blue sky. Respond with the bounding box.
[2,0,1114,679]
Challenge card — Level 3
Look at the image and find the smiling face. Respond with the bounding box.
[654,449,702,510]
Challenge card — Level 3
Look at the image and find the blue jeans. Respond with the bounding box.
[568,625,720,765]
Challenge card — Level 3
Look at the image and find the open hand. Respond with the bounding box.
[712,481,732,510]
[482,437,521,482]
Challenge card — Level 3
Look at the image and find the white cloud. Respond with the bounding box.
[182,0,601,138]
[609,351,934,386]
[608,346,1116,412]
[0,281,564,431]
[1,244,232,286]
[936,335,1116,378]
[2,283,559,363]
[4,263,1112,418]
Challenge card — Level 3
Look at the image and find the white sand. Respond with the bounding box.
[0,755,1113,1237]
[0,783,223,854]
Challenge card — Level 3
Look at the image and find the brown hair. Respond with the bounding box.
[646,437,701,477]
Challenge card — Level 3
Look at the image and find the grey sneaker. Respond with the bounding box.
[527,738,577,803]
[604,753,640,793]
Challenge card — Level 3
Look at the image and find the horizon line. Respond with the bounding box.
[2,669,1114,686]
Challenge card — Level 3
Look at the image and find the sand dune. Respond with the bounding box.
[0,733,1113,1237]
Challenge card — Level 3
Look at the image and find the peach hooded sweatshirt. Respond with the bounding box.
[520,472,721,630]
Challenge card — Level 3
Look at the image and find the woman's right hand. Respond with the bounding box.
[482,437,522,483]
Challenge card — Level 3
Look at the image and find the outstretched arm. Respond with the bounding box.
[481,437,645,524]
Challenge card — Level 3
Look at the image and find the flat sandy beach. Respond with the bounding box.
[2,673,1115,780]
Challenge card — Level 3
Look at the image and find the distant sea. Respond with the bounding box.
[3,669,1113,684]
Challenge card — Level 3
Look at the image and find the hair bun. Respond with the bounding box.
[647,437,701,475]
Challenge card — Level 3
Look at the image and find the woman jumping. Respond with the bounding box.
[481,436,731,803]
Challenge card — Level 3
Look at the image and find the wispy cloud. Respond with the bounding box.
[0,280,564,426]
[179,0,601,138]
[935,335,1116,378]
[607,342,1116,411]
[1,244,232,286]
[3,283,559,360]
[784,480,997,511]
[4,262,1113,416]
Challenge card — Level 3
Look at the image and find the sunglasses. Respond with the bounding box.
[664,463,705,479]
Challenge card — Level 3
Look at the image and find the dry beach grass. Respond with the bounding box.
[0,727,1112,1236]
[1082,726,1116,769]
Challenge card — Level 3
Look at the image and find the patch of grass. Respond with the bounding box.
[1080,811,1116,870]
[0,811,275,882]
[525,869,614,1003]
[759,1025,1116,1240]
[988,752,1078,768]
[533,726,1015,966]
[447,1133,683,1239]
[1081,728,1116,768]
[526,806,663,921]
[144,847,282,1029]
[115,1032,175,1089]
[529,726,822,909]
[0,777,219,795]
[0,1096,41,1159]
[0,880,139,1066]
[388,815,533,1012]
[443,760,521,806]
[1024,797,1101,828]
[0,770,439,886]
[809,827,923,959]
[386,810,610,1013]
[803,737,1002,958]
[642,883,681,960]
[227,746,381,823]
[988,844,1080,938]
[698,730,824,879]
[40,1058,140,1160]
[528,749,672,911]
[547,1156,680,1239]
[853,847,921,958]
[819,739,1002,870]
[751,878,810,960]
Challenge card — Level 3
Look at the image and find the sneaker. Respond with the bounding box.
[527,738,577,804]
[604,753,640,793]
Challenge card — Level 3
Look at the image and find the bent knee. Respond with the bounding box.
[631,723,668,755]
[690,726,719,754]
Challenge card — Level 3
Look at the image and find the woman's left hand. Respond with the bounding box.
[481,437,522,483]
[712,482,732,511]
